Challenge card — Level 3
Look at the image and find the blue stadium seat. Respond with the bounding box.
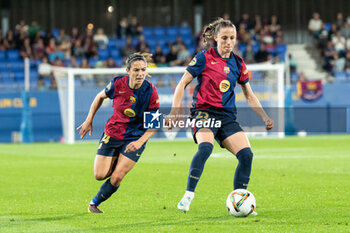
[162,45,170,55]
[166,27,178,37]
[88,58,99,67]
[30,70,39,82]
[98,49,109,60]
[10,62,24,71]
[333,71,347,79]
[238,44,247,54]
[51,28,60,40]
[183,37,193,47]
[132,38,139,47]
[142,27,153,38]
[110,49,121,59]
[179,26,192,37]
[154,27,166,39]
[108,38,118,49]
[7,50,20,61]
[324,23,332,32]
[0,62,9,72]
[0,71,12,82]
[0,51,5,61]
[188,46,196,55]
[156,39,167,47]
[115,58,123,67]
[116,38,126,49]
[251,44,260,54]
[14,71,25,82]
[276,44,287,56]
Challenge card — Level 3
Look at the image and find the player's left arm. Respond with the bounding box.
[240,82,274,130]
[125,84,160,152]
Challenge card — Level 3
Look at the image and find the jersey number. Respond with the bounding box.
[102,134,110,144]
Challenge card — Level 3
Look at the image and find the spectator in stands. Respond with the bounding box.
[323,41,336,72]
[52,57,64,66]
[20,37,34,59]
[332,31,346,56]
[328,23,338,41]
[117,17,128,38]
[253,14,264,34]
[237,24,251,44]
[173,36,185,52]
[32,38,45,59]
[255,43,269,63]
[70,27,81,44]
[68,56,80,68]
[38,57,52,80]
[50,77,57,90]
[237,13,253,30]
[15,20,28,36]
[15,29,26,50]
[122,37,136,57]
[5,30,17,49]
[332,53,346,72]
[93,28,109,49]
[156,77,166,87]
[72,39,85,58]
[81,58,91,68]
[127,16,142,38]
[168,77,176,88]
[341,21,350,39]
[153,45,164,64]
[135,35,149,52]
[177,44,191,66]
[243,44,255,64]
[83,37,98,58]
[46,37,56,55]
[336,12,344,29]
[105,57,117,68]
[309,13,323,38]
[166,44,180,66]
[28,21,42,40]
[345,49,350,71]
[156,55,168,67]
[57,29,70,45]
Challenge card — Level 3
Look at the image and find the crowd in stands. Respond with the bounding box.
[310,12,350,76]
[0,14,286,90]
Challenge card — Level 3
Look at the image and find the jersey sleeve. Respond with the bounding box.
[147,85,159,110]
[104,76,121,99]
[186,50,206,78]
[237,61,249,84]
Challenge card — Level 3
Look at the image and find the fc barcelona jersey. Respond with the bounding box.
[186,47,249,119]
[104,75,159,140]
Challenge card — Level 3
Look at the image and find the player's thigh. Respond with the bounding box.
[195,128,215,144]
[221,131,251,155]
[94,155,118,180]
[110,154,136,184]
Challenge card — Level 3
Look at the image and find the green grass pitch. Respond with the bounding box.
[0,135,349,232]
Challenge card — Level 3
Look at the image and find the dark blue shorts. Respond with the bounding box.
[96,133,146,162]
[192,110,243,148]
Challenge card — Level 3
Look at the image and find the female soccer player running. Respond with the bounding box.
[77,53,159,213]
[166,18,274,213]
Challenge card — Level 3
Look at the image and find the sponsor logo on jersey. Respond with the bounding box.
[124,108,136,117]
[130,96,136,103]
[219,80,230,92]
[211,61,219,65]
[189,57,197,66]
[224,66,230,74]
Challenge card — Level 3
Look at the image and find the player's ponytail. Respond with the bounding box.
[202,17,236,45]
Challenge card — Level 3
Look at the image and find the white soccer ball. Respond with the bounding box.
[226,189,256,217]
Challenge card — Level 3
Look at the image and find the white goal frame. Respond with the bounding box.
[52,64,284,144]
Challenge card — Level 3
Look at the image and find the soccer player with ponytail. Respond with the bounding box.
[77,53,159,213]
[166,18,273,213]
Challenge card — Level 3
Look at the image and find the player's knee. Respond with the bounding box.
[236,147,253,165]
[94,171,109,181]
[110,172,125,186]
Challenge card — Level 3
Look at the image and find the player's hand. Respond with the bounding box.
[76,121,93,139]
[125,140,143,153]
[263,117,274,130]
[164,111,178,130]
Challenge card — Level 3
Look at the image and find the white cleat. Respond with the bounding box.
[250,211,258,216]
[177,195,193,213]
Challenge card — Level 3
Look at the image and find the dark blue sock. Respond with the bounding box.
[234,147,253,190]
[186,142,213,192]
[92,178,119,205]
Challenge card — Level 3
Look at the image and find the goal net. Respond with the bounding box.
[52,64,284,144]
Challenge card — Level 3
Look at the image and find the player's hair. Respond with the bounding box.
[202,18,236,44]
[126,52,153,69]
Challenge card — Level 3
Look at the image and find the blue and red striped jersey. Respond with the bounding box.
[104,75,159,140]
[186,47,249,119]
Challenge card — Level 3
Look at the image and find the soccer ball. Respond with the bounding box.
[226,189,256,217]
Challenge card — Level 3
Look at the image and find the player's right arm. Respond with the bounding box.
[77,90,108,139]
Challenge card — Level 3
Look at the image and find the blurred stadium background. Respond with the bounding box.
[1,0,349,142]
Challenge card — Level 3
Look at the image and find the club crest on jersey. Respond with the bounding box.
[124,108,136,117]
[189,57,197,66]
[130,96,136,103]
[219,80,230,92]
[224,66,230,74]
